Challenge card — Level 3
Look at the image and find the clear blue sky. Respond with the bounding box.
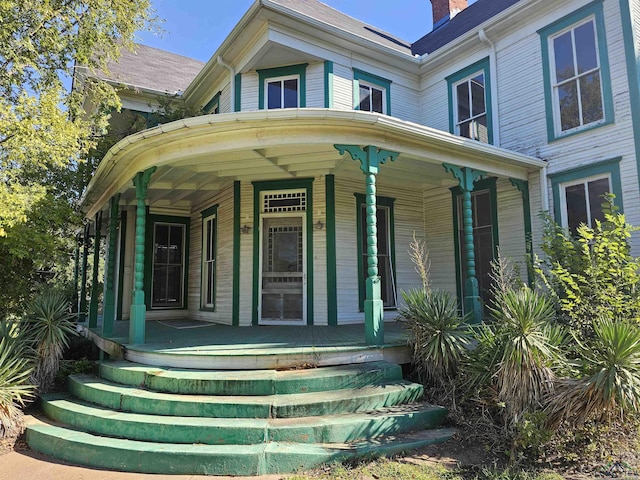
[136,1,474,62]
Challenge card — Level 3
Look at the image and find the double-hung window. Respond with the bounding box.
[201,205,217,310]
[257,64,307,110]
[353,69,391,115]
[539,1,613,140]
[446,57,493,144]
[549,158,623,234]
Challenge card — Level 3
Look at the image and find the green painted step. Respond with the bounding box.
[41,394,446,445]
[26,418,455,476]
[99,360,402,395]
[68,374,424,418]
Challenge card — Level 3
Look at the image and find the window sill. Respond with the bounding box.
[200,307,216,312]
[548,118,614,143]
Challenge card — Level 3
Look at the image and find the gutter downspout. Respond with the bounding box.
[217,56,235,113]
[540,163,549,212]
[478,29,500,147]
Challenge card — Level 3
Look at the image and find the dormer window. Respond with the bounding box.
[257,64,308,110]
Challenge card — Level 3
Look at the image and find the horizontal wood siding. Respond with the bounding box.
[332,63,353,110]
[239,181,254,326]
[496,178,527,283]
[240,72,259,112]
[312,176,328,325]
[306,63,325,108]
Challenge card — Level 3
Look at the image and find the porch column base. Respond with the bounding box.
[464,277,482,324]
[365,277,384,345]
[129,295,146,345]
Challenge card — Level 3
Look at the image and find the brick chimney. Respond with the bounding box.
[432,0,468,26]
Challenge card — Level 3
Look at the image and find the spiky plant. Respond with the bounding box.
[25,292,77,393]
[545,318,640,428]
[400,289,471,386]
[0,331,36,439]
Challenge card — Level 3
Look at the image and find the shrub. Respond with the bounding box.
[400,288,471,386]
[25,291,77,393]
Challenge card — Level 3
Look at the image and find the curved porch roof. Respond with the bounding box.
[81,109,546,218]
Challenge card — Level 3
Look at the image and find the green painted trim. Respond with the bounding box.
[451,177,499,310]
[324,61,334,109]
[78,224,90,322]
[325,175,337,325]
[353,68,392,116]
[619,0,640,195]
[251,178,314,326]
[257,64,308,110]
[232,181,241,326]
[538,0,614,142]
[200,204,218,312]
[445,57,493,144]
[116,210,127,321]
[88,211,103,329]
[144,214,190,311]
[510,179,533,286]
[548,157,624,223]
[203,91,221,114]
[234,73,242,112]
[354,193,396,312]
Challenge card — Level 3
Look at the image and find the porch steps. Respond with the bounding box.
[27,360,454,475]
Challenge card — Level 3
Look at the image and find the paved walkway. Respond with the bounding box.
[0,449,286,480]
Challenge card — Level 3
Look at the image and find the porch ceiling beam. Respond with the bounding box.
[253,149,293,176]
[209,166,293,177]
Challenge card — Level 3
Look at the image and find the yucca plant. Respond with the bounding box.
[545,318,640,428]
[399,288,471,386]
[0,328,36,439]
[25,291,77,393]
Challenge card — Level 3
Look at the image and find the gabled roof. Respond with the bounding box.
[96,44,205,94]
[411,0,522,55]
[267,0,413,54]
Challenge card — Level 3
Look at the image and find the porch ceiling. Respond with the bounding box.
[82,109,546,218]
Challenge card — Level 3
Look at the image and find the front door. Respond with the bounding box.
[259,215,306,324]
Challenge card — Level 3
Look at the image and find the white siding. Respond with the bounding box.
[332,62,353,110]
[306,63,325,108]
[239,181,254,326]
[240,72,259,112]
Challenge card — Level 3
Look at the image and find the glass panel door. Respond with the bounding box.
[260,216,305,324]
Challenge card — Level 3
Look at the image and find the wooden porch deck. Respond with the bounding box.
[82,319,412,370]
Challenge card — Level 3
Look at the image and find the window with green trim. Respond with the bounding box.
[152,223,186,308]
[203,92,220,114]
[355,194,396,310]
[549,158,623,233]
[446,58,492,144]
[257,64,307,110]
[353,69,391,115]
[539,1,613,140]
[201,206,217,310]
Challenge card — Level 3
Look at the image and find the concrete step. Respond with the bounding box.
[41,394,446,445]
[98,360,403,395]
[26,417,455,476]
[68,374,424,418]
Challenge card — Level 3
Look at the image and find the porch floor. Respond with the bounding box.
[82,319,412,370]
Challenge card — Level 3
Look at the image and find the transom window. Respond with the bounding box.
[152,223,185,308]
[266,75,299,109]
[539,1,613,140]
[560,175,610,233]
[359,82,385,114]
[453,72,488,142]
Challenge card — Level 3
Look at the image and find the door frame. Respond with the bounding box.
[258,212,307,325]
[252,178,314,326]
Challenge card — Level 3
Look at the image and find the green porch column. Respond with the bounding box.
[510,179,533,286]
[88,210,103,328]
[102,194,121,337]
[335,144,398,345]
[444,164,485,324]
[130,167,156,345]
[78,224,90,323]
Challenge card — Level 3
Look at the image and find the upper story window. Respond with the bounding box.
[549,157,623,234]
[257,64,307,110]
[353,69,391,115]
[203,91,220,114]
[539,1,613,141]
[446,57,493,144]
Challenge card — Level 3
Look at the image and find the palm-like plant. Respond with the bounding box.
[0,327,36,438]
[25,292,77,393]
[545,318,640,427]
[399,288,471,386]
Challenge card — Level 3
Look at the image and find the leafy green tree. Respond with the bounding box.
[0,0,157,236]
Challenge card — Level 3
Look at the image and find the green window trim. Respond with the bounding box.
[538,0,614,142]
[354,193,396,312]
[548,157,623,225]
[251,178,314,326]
[200,204,218,312]
[353,68,392,116]
[203,91,221,114]
[450,177,499,311]
[446,56,493,144]
[257,64,308,110]
[144,214,190,311]
[324,61,334,109]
